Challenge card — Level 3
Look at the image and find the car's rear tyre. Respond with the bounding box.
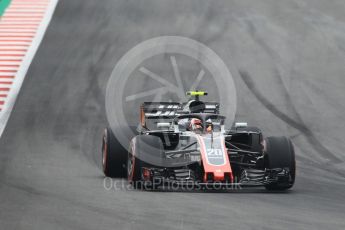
[128,135,164,189]
[264,136,296,191]
[102,127,128,178]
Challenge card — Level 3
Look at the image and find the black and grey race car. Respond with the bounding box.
[102,91,295,190]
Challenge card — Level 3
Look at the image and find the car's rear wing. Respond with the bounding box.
[141,102,182,119]
[140,102,219,129]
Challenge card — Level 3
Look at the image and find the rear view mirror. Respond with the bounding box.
[235,122,248,128]
[156,122,171,129]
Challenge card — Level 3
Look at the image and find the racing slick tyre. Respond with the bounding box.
[264,136,296,191]
[128,135,164,189]
[102,127,128,178]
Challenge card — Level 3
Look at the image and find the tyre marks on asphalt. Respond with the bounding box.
[238,19,343,166]
[239,70,342,165]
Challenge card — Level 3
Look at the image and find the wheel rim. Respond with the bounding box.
[127,153,135,181]
[102,136,107,172]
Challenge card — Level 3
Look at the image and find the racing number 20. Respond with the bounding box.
[206,149,223,157]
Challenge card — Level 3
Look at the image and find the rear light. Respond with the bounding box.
[141,167,151,181]
[140,105,146,128]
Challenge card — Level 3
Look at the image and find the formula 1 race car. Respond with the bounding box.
[102,91,295,191]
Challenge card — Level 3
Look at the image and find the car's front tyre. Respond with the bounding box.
[264,136,296,191]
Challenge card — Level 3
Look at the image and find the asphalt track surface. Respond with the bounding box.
[1,1,345,229]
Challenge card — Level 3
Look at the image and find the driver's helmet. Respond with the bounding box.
[189,118,203,132]
[206,119,213,133]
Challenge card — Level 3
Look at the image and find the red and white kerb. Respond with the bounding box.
[0,0,58,136]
